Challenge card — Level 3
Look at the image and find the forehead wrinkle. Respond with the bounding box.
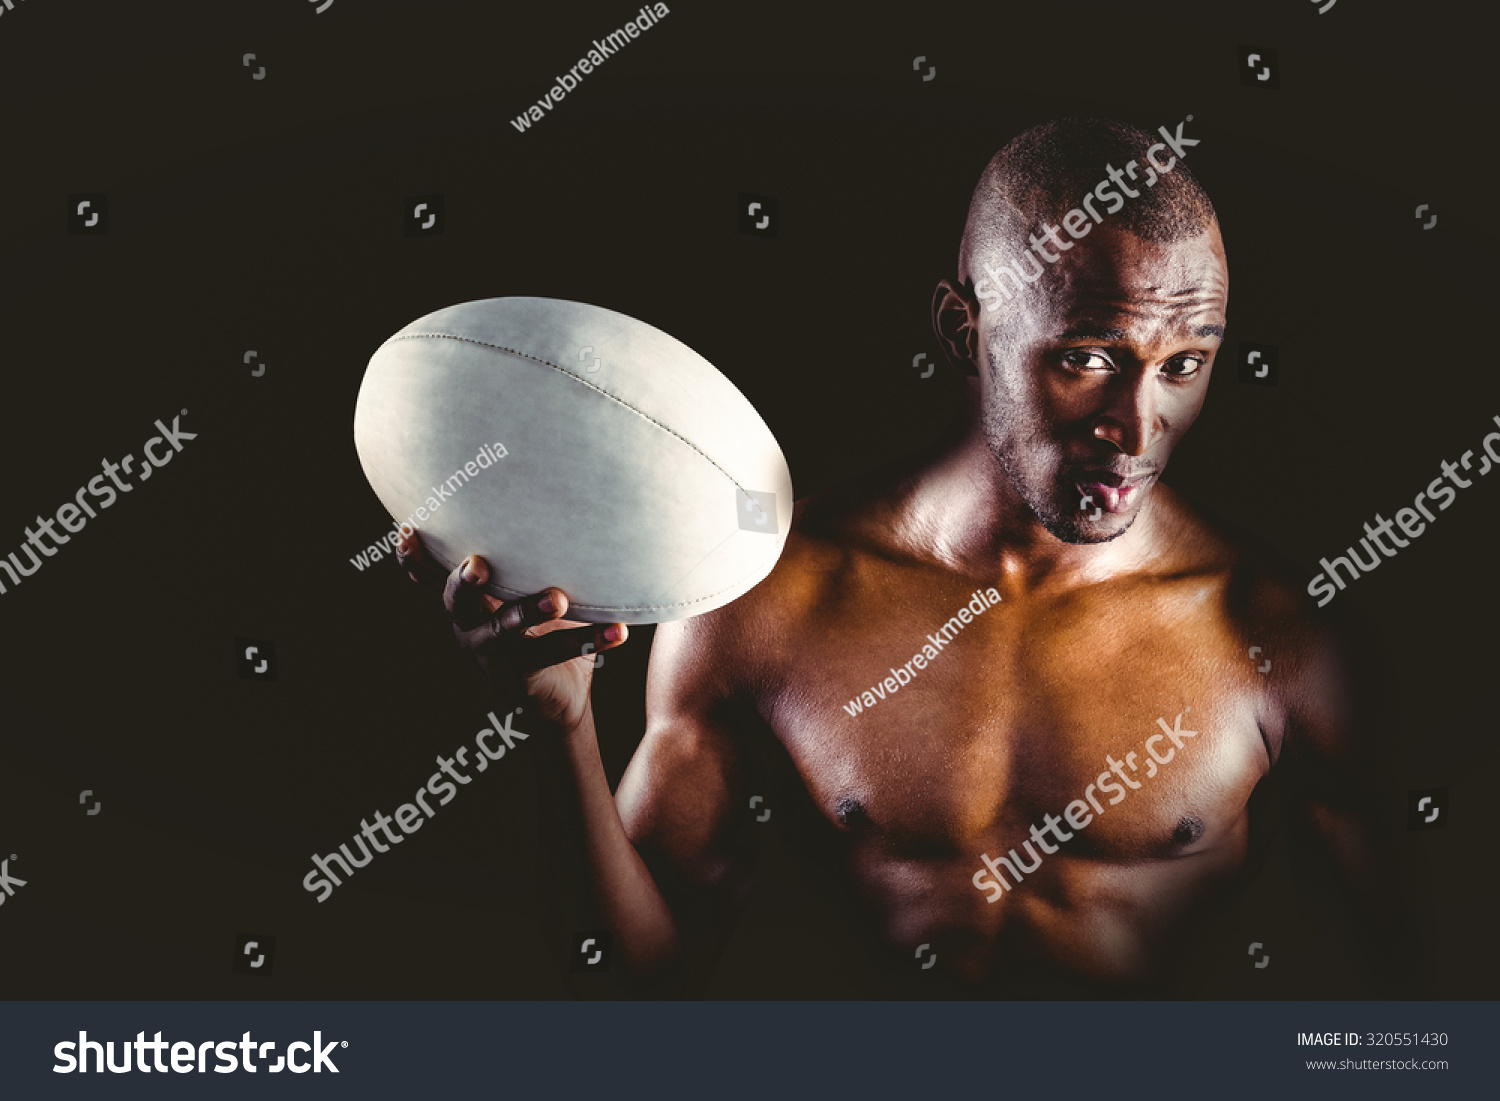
[997,228,1228,350]
[1050,267,1227,328]
[1059,291,1223,325]
[1053,299,1224,351]
[1062,259,1226,296]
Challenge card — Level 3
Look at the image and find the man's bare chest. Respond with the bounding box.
[767,579,1274,858]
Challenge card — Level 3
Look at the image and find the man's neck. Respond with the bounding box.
[901,430,1166,592]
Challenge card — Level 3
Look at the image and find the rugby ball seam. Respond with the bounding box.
[383,332,762,503]
[380,330,778,618]
[484,551,753,617]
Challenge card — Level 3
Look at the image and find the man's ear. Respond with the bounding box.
[931,278,981,377]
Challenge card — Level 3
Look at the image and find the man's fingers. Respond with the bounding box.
[517,623,628,674]
[444,555,506,630]
[477,587,574,644]
[395,529,447,592]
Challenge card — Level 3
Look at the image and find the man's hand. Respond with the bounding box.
[395,529,629,732]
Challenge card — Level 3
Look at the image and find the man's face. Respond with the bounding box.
[978,223,1228,544]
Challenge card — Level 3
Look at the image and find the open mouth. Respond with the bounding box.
[1074,470,1155,515]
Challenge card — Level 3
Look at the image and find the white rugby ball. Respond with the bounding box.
[353,297,793,623]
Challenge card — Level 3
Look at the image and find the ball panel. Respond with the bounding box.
[353,298,793,623]
[394,298,789,532]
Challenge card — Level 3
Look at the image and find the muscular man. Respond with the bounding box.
[397,118,1409,996]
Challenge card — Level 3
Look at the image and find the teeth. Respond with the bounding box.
[1101,485,1121,510]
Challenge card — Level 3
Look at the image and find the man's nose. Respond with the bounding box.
[1091,371,1161,457]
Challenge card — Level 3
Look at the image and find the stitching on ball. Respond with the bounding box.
[389,330,782,611]
[384,332,761,503]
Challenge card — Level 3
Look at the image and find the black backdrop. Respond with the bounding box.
[1,0,1495,999]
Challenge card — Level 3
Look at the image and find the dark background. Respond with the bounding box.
[0,0,1494,999]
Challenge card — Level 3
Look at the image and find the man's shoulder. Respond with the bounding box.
[1153,485,1309,609]
[674,471,912,658]
[1153,486,1371,703]
[1133,489,1386,767]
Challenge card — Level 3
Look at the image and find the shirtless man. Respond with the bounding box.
[396,118,1409,996]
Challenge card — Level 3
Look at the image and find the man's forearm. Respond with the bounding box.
[546,708,681,978]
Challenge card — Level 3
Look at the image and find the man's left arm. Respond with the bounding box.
[1276,608,1422,997]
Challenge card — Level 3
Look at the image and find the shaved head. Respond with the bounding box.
[958,117,1217,300]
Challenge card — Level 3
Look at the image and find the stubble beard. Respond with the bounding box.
[982,404,1138,547]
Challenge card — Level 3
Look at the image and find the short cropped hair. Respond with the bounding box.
[958,117,1217,289]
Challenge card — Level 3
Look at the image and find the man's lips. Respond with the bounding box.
[1074,471,1155,515]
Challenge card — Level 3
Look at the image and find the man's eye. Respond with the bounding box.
[1164,355,1204,377]
[1063,350,1112,371]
